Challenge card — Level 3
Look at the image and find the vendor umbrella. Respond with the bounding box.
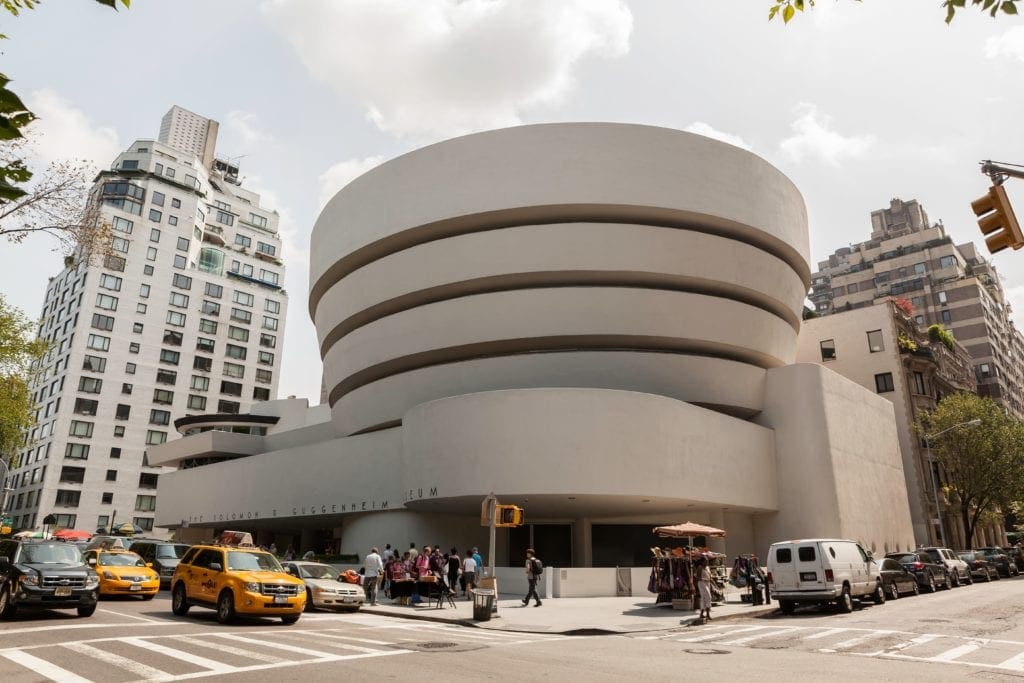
[12,530,52,539]
[653,522,726,539]
[53,529,92,541]
[115,522,144,536]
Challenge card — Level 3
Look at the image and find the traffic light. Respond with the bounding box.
[972,184,1024,254]
[495,504,525,527]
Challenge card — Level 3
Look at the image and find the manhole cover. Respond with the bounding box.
[419,642,459,650]
[685,648,730,655]
[920,618,951,624]
[401,641,487,653]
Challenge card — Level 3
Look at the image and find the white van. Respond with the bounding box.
[766,539,884,614]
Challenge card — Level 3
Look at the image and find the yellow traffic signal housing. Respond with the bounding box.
[495,504,525,527]
[972,184,1024,254]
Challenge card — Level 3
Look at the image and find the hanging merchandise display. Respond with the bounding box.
[648,522,728,610]
[730,554,771,605]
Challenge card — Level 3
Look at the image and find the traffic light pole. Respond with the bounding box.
[981,160,1024,184]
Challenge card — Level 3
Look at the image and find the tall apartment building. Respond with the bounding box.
[3,106,287,536]
[809,197,1024,418]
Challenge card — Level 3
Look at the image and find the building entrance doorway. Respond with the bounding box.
[508,524,572,568]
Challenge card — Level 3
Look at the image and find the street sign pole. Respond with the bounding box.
[482,492,499,615]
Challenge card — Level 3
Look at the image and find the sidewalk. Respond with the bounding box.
[360,593,778,634]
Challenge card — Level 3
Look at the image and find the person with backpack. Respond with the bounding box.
[522,548,543,607]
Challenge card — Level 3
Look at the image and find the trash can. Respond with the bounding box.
[472,589,495,621]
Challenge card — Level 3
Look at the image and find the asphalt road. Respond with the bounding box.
[0,575,1022,682]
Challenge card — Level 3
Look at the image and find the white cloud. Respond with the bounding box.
[778,103,874,166]
[262,0,633,141]
[23,89,120,171]
[683,122,752,151]
[985,26,1024,62]
[224,110,274,147]
[317,155,386,211]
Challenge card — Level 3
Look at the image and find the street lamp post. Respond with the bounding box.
[923,418,982,547]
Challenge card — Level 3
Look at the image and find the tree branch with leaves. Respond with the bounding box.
[0,294,49,468]
[769,0,1018,24]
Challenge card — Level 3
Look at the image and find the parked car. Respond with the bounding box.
[0,539,100,618]
[130,541,191,589]
[874,558,919,599]
[885,552,951,592]
[1006,546,1024,571]
[917,546,972,586]
[281,561,364,612]
[767,539,884,614]
[976,547,1019,577]
[959,551,999,582]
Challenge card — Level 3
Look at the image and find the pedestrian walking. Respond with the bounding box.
[472,547,484,576]
[522,548,543,607]
[697,558,713,623]
[461,551,478,599]
[363,546,384,606]
[284,545,295,561]
[447,547,461,596]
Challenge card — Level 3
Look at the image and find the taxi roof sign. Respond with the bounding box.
[217,530,255,547]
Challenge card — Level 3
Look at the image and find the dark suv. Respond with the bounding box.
[0,539,100,618]
[131,541,191,588]
[976,547,1019,578]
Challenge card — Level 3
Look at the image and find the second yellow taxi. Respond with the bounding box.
[83,548,160,599]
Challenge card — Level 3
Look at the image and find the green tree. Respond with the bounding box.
[769,0,1019,25]
[917,393,1024,547]
[0,294,48,467]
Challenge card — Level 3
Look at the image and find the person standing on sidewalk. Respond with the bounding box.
[363,546,384,606]
[697,557,713,623]
[522,548,542,607]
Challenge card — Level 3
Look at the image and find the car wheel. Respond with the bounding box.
[873,582,885,605]
[171,583,190,615]
[911,580,920,596]
[965,572,973,585]
[0,583,17,618]
[836,586,853,613]
[281,614,300,625]
[942,572,952,590]
[77,604,97,618]
[984,569,992,582]
[779,600,795,615]
[993,569,1001,581]
[950,571,960,588]
[888,581,899,600]
[927,573,937,593]
[217,590,236,624]
[304,588,314,612]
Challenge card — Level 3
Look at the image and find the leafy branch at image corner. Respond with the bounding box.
[769,0,1018,25]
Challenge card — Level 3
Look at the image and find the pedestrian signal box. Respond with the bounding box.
[496,504,525,527]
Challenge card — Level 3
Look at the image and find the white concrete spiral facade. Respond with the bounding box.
[309,123,811,435]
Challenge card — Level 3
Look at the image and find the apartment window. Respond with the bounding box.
[913,262,926,275]
[135,495,157,512]
[146,246,159,263]
[216,210,234,226]
[59,466,86,483]
[78,377,102,394]
[201,300,220,316]
[95,293,118,311]
[155,369,177,385]
[915,315,925,325]
[171,198,181,209]
[149,228,161,243]
[230,308,251,324]
[111,236,130,253]
[55,490,81,507]
[125,362,136,374]
[68,420,94,438]
[99,273,122,291]
[82,355,106,373]
[193,356,213,372]
[191,375,210,391]
[64,443,90,460]
[939,255,957,269]
[159,349,180,365]
[262,316,278,331]
[110,447,121,459]
[223,362,245,379]
[257,350,274,365]
[227,326,249,342]
[867,329,884,353]
[132,322,144,334]
[187,394,207,410]
[265,299,280,314]
[115,404,131,420]
[249,213,268,228]
[225,344,247,360]
[163,329,183,346]
[874,372,895,393]
[256,241,275,256]
[105,469,117,482]
[146,430,167,445]
[218,400,240,414]
[153,389,174,405]
[121,383,132,395]
[979,363,992,379]
[121,159,139,170]
[255,369,272,385]
[149,208,162,222]
[139,473,159,489]
[143,264,155,276]
[176,237,190,252]
[134,517,154,532]
[253,387,270,401]
[172,273,192,290]
[941,310,952,323]
[111,216,133,234]
[205,282,223,298]
[166,311,186,327]
[101,493,113,504]
[73,398,98,415]
[938,291,948,305]
[86,334,110,352]
[913,371,927,395]
[819,339,836,361]
[105,255,126,272]
[150,409,170,426]
[166,167,175,178]
[220,381,243,397]
[137,285,150,301]
[259,333,276,349]
[847,283,858,294]
[173,254,187,269]
[234,234,252,248]
[259,270,279,286]
[168,291,189,308]
[196,337,215,352]
[91,313,115,331]
[233,290,254,307]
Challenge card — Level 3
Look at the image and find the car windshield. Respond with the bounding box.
[891,554,917,563]
[299,564,340,580]
[21,544,81,564]
[960,553,976,561]
[155,545,188,559]
[226,550,282,572]
[921,549,940,561]
[100,552,146,567]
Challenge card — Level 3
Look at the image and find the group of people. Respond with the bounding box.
[362,543,485,606]
[265,542,316,561]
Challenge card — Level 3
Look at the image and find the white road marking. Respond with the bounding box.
[274,632,390,654]
[214,633,340,658]
[98,607,163,623]
[804,627,849,640]
[720,627,803,645]
[819,630,897,652]
[860,633,940,656]
[120,637,236,674]
[314,631,394,645]
[1,650,92,683]
[63,641,169,679]
[676,625,770,643]
[0,621,178,636]
[926,641,983,662]
[995,650,1024,671]
[174,635,287,664]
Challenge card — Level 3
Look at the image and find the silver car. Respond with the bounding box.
[917,546,972,586]
[282,561,364,612]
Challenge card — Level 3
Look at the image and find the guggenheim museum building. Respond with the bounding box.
[151,123,915,568]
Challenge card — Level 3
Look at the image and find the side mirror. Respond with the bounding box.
[210,562,222,572]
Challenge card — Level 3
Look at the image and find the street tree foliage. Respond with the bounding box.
[769,0,1019,25]
[917,392,1024,548]
[0,294,48,468]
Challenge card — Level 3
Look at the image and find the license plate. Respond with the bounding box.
[800,572,817,581]
[54,586,72,597]
[130,583,141,591]
[342,597,356,603]
[274,595,288,604]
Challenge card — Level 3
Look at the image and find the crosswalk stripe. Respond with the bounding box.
[63,641,169,679]
[821,630,897,652]
[860,633,940,656]
[1,650,92,683]
[995,651,1024,670]
[175,636,287,664]
[120,637,237,674]
[804,628,848,640]
[316,631,395,645]
[721,627,803,645]
[676,626,769,643]
[215,633,340,658]
[277,632,388,654]
[927,642,982,662]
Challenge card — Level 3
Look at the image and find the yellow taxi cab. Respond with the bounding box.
[82,548,160,599]
[170,531,305,624]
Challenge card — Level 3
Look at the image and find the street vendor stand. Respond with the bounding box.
[650,522,727,609]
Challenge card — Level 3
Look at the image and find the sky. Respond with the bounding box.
[1,0,1023,404]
